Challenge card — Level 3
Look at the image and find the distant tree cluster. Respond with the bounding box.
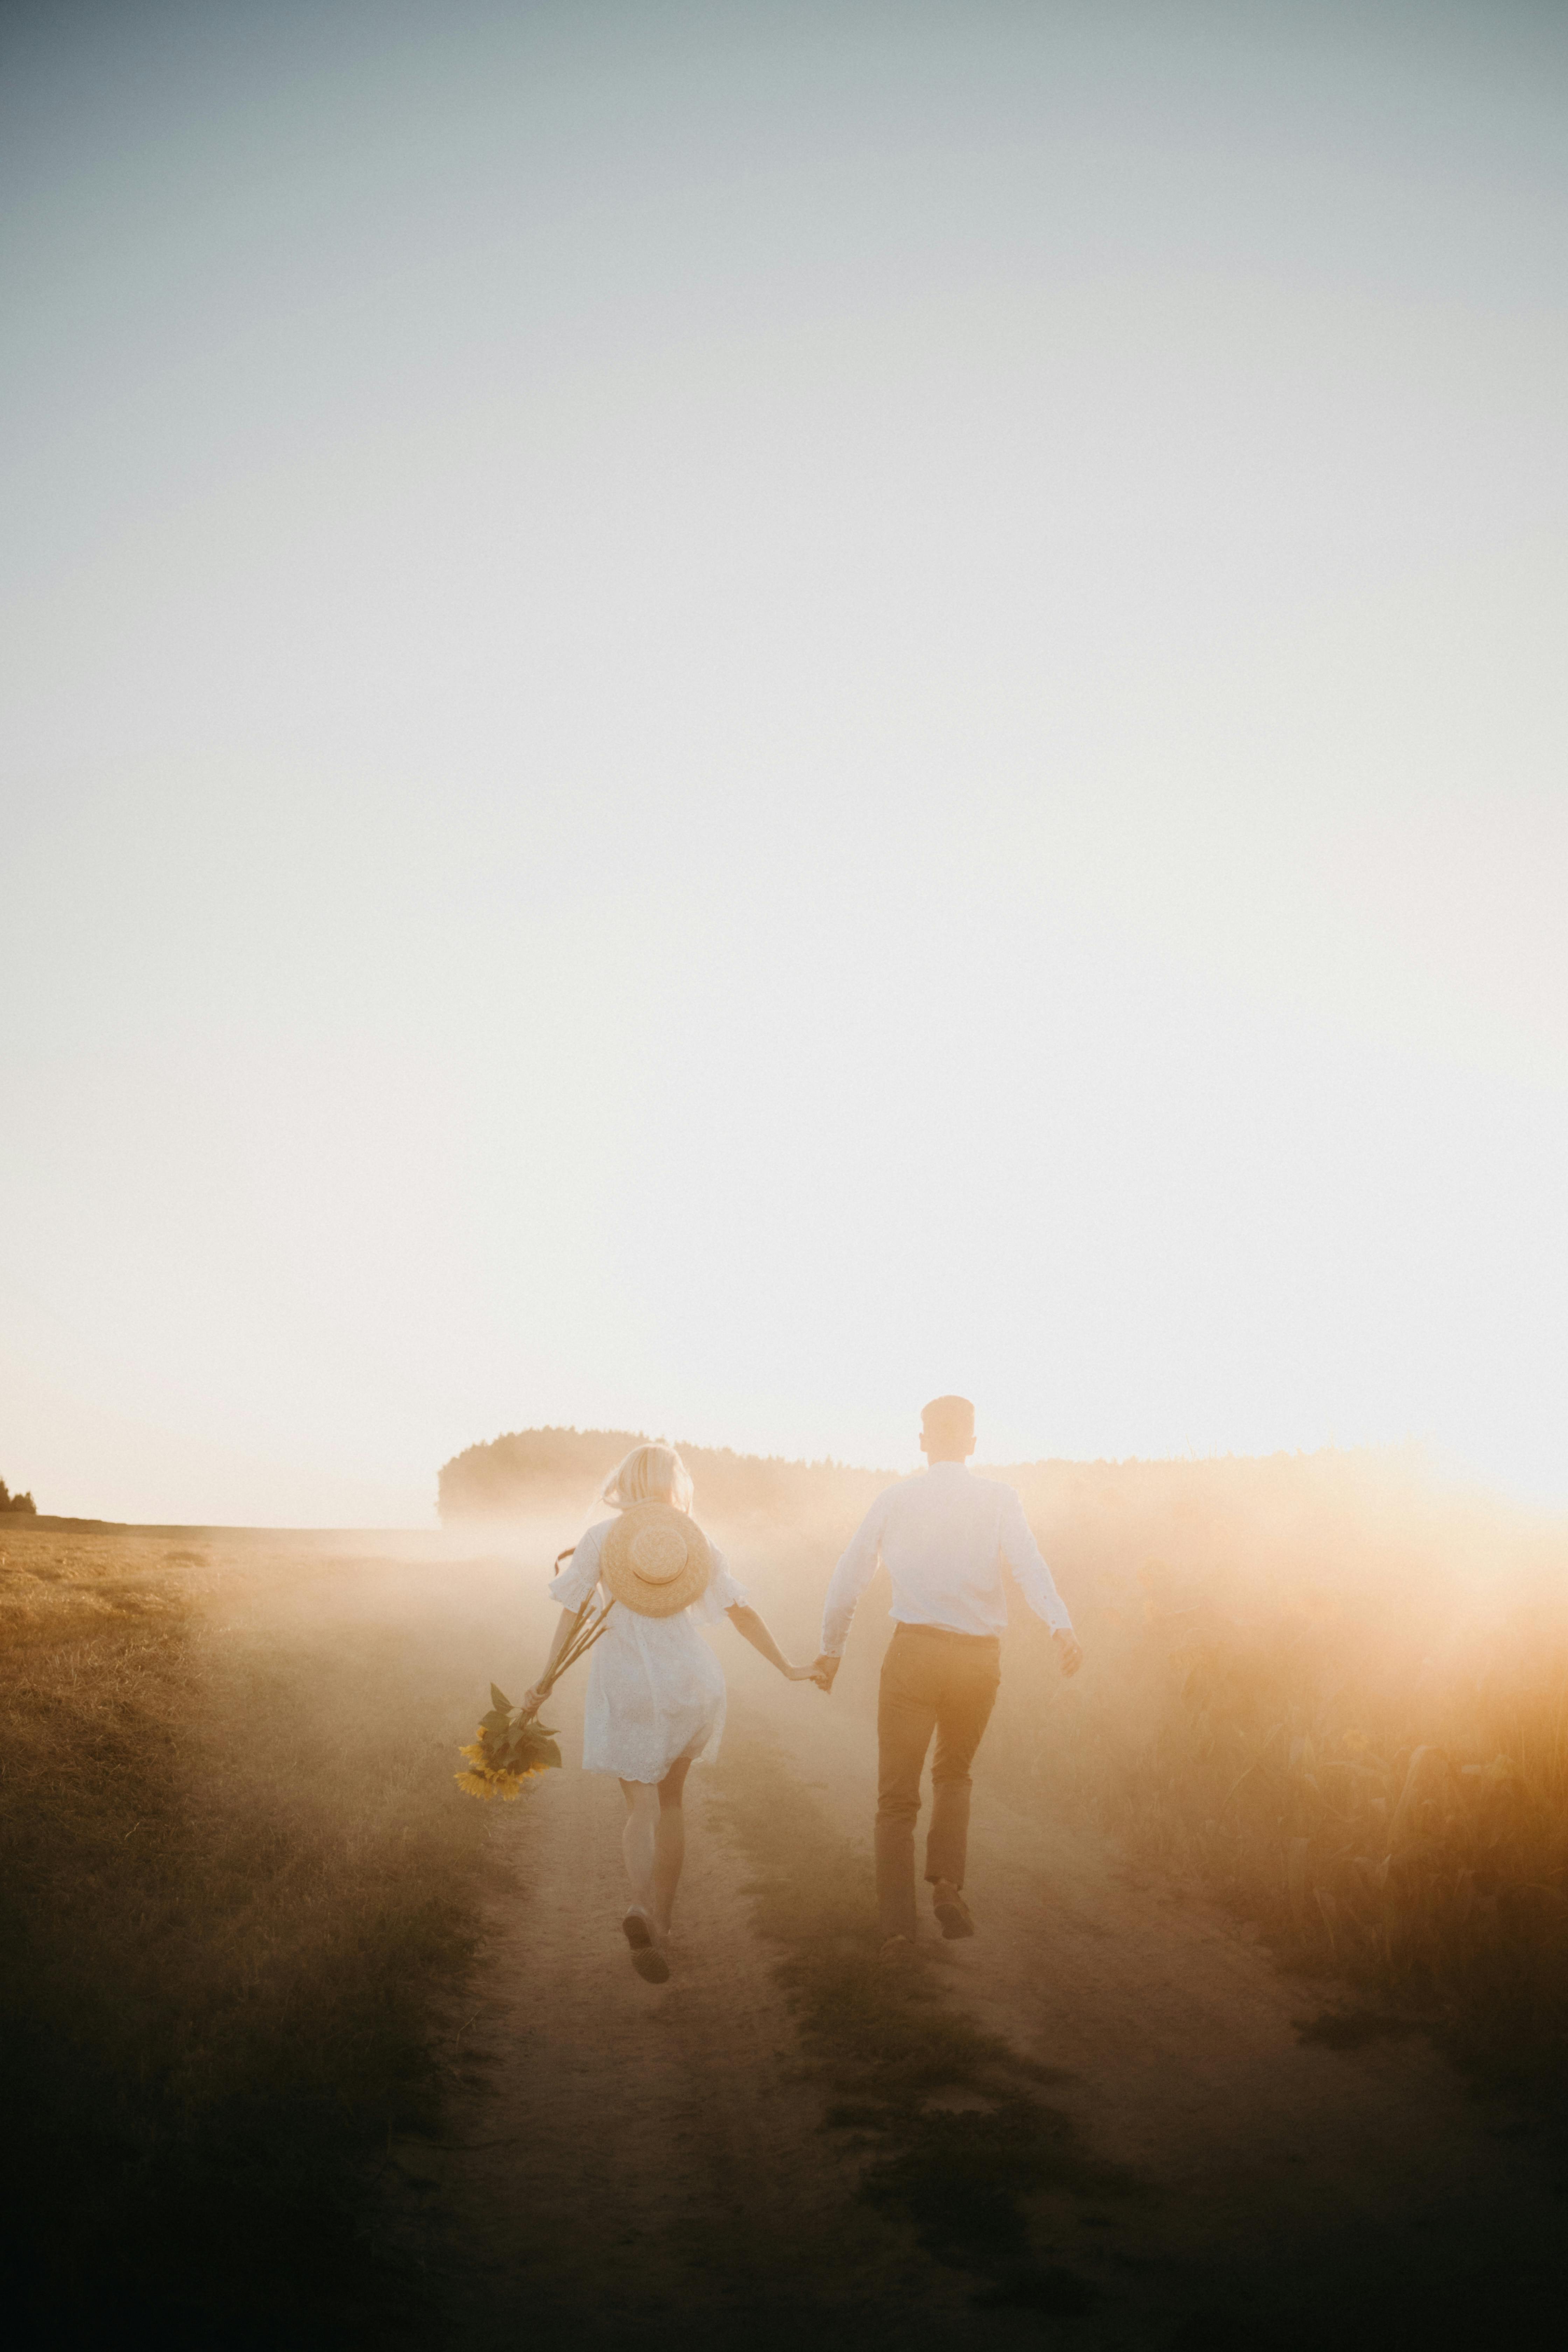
[0,1477,37,1515]
[436,1424,890,1534]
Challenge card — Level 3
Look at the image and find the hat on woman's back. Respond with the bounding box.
[600,1499,713,1618]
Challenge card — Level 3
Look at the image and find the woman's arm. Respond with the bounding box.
[520,1606,582,1715]
[725,1602,817,1680]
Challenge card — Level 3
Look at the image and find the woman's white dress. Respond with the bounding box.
[548,1518,748,1783]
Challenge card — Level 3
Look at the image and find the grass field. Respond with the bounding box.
[978,1460,1568,2080]
[0,1524,502,2348]
[6,1446,1567,2343]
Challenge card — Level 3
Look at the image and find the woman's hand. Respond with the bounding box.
[728,1602,820,1682]
[518,1685,546,1718]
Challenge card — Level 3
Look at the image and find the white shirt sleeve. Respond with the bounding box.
[819,1492,888,1655]
[998,1489,1073,1633]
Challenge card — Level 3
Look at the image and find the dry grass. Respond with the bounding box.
[8,1445,1567,2341]
[983,1472,1568,2079]
[0,1526,501,2349]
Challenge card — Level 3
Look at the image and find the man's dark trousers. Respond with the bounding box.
[875,1622,1001,1941]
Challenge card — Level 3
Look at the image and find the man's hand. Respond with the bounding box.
[1053,1631,1084,1679]
[811,1652,841,1693]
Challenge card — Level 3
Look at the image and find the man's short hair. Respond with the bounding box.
[921,1395,975,1447]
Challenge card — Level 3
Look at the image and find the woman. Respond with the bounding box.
[521,1442,816,1982]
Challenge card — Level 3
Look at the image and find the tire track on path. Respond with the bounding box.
[405,1651,1079,2350]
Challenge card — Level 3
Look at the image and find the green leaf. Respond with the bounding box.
[490,1684,512,1712]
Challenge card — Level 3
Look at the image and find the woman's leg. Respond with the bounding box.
[652,1756,693,1931]
[619,1779,662,1920]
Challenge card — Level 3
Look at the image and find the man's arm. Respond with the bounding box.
[812,1494,888,1689]
[999,1489,1083,1676]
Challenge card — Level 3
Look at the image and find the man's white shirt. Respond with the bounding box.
[819,1461,1073,1656]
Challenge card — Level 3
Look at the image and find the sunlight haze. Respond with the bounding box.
[2,0,1564,1522]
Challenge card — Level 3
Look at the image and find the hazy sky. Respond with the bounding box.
[3,0,1565,1524]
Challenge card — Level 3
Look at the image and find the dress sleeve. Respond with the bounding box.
[548,1523,606,1611]
[691,1546,748,1623]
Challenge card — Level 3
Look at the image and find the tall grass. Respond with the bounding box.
[987,1472,1568,2075]
[0,1527,496,2348]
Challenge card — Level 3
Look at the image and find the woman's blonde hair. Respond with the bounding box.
[602,1442,694,1516]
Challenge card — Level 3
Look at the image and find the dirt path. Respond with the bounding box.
[407,1624,1564,2350]
[389,1644,988,2350]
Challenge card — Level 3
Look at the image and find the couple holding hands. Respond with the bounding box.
[521,1395,1082,1983]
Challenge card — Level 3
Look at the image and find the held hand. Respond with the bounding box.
[782,1663,818,1682]
[1053,1631,1084,1680]
[811,1652,841,1693]
[518,1685,546,1719]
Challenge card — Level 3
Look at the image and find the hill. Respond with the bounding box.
[436,1426,1526,1605]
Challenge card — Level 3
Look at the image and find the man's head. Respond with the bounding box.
[919,1395,975,1464]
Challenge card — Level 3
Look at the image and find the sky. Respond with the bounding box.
[2,0,1565,1525]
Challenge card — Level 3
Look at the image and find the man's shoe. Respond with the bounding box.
[878,1932,914,1965]
[932,1881,975,1939]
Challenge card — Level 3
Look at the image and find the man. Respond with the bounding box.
[813,1396,1082,1953]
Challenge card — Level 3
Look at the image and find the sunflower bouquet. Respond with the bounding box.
[455,1587,615,1802]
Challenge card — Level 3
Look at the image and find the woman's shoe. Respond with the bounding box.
[623,1909,671,1982]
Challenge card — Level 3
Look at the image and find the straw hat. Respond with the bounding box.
[600,1500,713,1618]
